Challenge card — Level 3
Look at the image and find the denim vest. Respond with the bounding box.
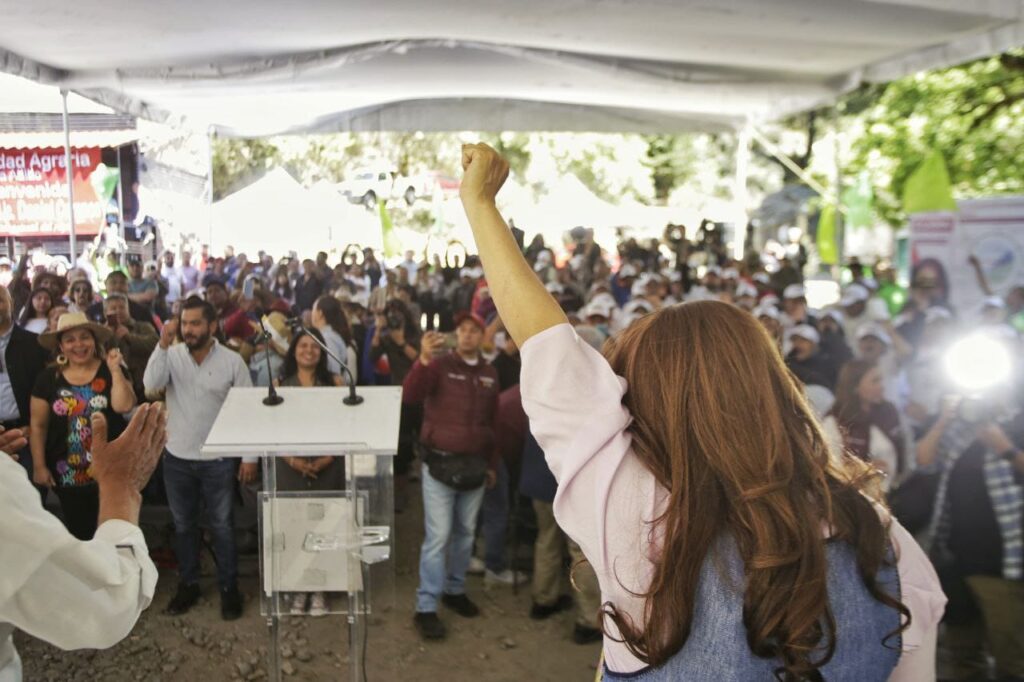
[603,537,902,682]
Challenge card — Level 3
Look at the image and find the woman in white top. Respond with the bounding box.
[456,143,945,681]
[18,288,53,335]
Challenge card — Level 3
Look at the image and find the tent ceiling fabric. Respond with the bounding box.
[0,0,1021,136]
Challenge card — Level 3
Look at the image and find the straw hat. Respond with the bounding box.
[38,312,112,351]
[261,312,293,355]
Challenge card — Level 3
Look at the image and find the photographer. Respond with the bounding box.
[919,394,1024,680]
[370,299,422,508]
[403,311,500,641]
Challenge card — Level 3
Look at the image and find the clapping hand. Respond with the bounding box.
[91,403,167,492]
[0,426,27,460]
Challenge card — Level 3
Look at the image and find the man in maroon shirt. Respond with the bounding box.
[403,311,499,641]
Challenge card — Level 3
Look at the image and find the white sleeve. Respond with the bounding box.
[142,344,172,393]
[0,456,157,651]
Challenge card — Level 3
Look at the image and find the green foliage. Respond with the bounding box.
[842,49,1024,226]
[211,138,280,200]
[481,132,532,179]
[644,134,698,200]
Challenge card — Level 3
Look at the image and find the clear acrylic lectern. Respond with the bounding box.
[202,385,402,681]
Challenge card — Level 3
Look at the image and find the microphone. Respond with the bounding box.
[288,318,363,406]
[256,316,284,406]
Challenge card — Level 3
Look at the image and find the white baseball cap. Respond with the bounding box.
[821,308,845,325]
[623,299,653,316]
[754,305,780,321]
[619,264,638,278]
[735,282,758,299]
[856,323,892,346]
[752,273,770,285]
[584,298,616,320]
[783,284,806,300]
[840,283,870,307]
[789,324,820,344]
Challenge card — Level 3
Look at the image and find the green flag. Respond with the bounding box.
[842,171,874,230]
[88,163,120,203]
[817,203,839,265]
[379,200,401,259]
[902,150,957,214]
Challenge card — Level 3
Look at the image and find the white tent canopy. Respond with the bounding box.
[1,0,1021,136]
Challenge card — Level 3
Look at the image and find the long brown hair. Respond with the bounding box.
[601,301,907,680]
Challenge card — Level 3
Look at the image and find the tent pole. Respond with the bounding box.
[732,125,751,261]
[833,126,844,271]
[749,126,835,202]
[117,145,126,267]
[206,126,215,254]
[61,89,78,268]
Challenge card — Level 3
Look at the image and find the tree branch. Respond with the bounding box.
[968,89,1024,132]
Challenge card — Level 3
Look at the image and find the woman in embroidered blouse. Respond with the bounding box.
[29,312,136,540]
[458,143,946,681]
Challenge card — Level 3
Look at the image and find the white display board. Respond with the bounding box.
[261,495,363,595]
[908,196,1024,315]
[201,386,402,458]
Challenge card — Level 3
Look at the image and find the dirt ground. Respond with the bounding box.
[15,482,603,682]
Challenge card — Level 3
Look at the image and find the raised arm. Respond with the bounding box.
[460,144,567,348]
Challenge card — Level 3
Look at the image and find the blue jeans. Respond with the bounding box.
[162,451,238,591]
[415,463,485,613]
[481,459,509,573]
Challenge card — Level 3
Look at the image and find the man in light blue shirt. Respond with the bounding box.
[143,296,256,621]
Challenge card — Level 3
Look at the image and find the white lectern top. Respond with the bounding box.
[201,386,402,458]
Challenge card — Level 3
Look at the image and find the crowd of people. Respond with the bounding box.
[2,177,1023,678]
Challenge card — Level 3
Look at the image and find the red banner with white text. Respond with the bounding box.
[0,147,104,237]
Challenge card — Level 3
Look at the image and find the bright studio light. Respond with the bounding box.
[943,334,1013,393]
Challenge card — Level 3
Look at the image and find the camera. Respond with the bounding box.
[943,332,1020,424]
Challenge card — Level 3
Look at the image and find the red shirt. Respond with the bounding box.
[402,353,500,462]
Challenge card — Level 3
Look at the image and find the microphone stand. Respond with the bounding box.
[289,319,364,406]
[256,317,284,406]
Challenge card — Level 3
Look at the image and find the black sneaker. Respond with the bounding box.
[530,595,574,620]
[440,593,480,618]
[220,586,243,621]
[165,582,200,615]
[413,612,446,640]
[572,624,603,645]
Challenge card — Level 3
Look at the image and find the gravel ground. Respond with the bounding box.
[15,482,602,682]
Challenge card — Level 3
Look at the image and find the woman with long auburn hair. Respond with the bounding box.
[458,143,946,681]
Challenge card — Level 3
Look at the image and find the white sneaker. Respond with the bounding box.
[484,568,529,586]
[289,592,307,616]
[467,556,486,576]
[308,592,328,617]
